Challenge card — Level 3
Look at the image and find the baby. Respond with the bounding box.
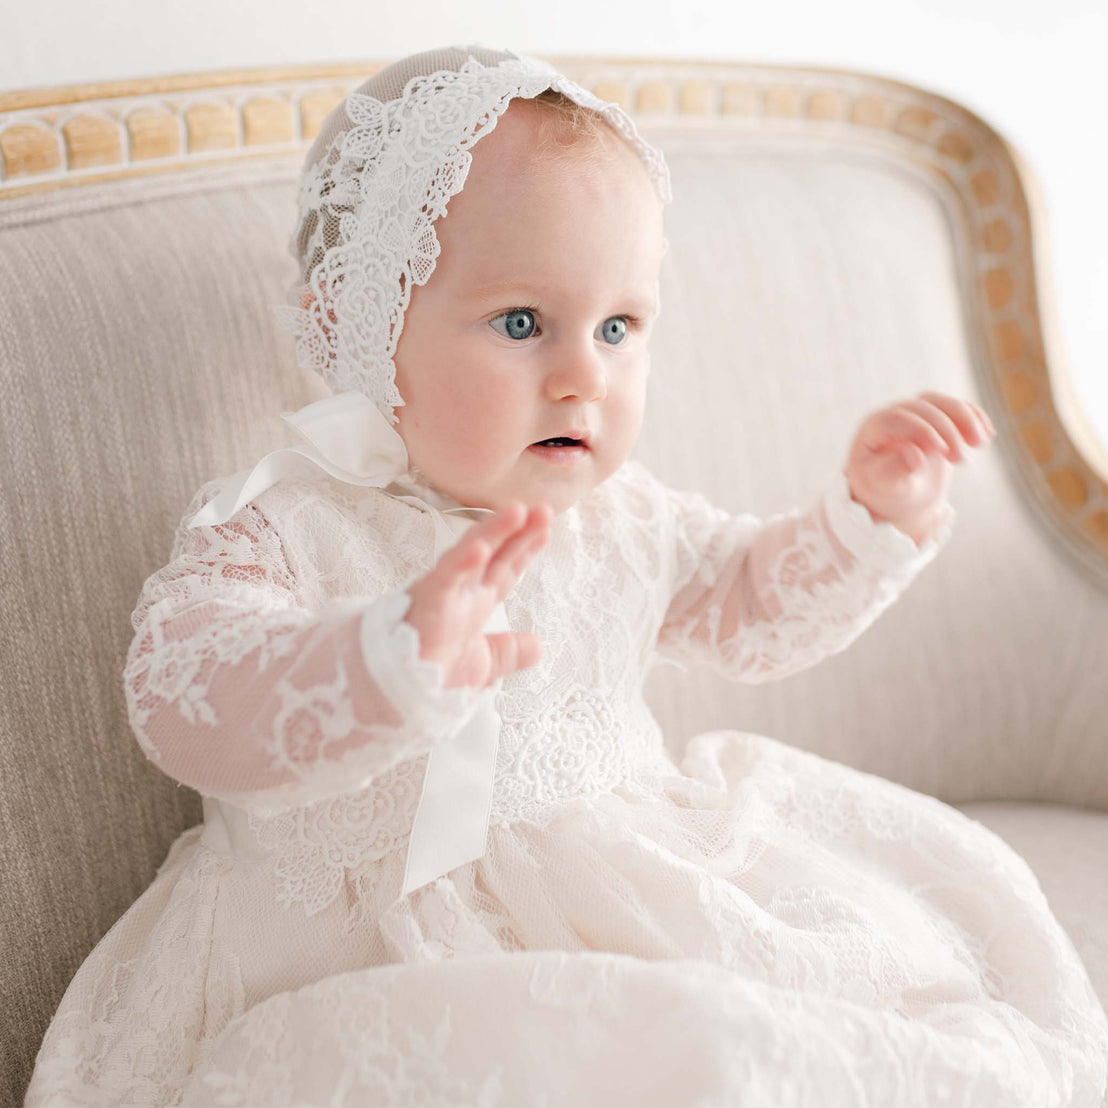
[28,45,1108,1108]
[390,86,993,691]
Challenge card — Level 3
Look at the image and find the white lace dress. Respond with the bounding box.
[24,458,1108,1107]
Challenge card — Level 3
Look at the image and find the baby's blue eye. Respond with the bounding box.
[598,316,627,345]
[490,309,536,341]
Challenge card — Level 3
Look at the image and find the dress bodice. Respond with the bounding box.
[128,457,954,918]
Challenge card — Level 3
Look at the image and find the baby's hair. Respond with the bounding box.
[521,88,630,170]
[514,88,638,179]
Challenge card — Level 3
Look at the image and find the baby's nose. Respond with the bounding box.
[547,349,607,402]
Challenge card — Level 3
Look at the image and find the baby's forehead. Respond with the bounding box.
[480,96,652,184]
[436,105,665,294]
[433,179,664,309]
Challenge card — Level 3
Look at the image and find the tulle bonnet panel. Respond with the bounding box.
[273,44,673,428]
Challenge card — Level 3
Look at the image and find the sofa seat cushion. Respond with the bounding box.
[957,801,1108,1020]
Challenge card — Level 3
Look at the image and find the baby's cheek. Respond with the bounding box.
[610,385,646,442]
[437,388,507,451]
[460,429,508,472]
[415,415,487,472]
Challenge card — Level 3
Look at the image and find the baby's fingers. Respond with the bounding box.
[967,401,997,438]
[483,631,542,683]
[901,396,967,459]
[435,502,529,586]
[434,533,490,590]
[869,407,949,458]
[484,504,552,595]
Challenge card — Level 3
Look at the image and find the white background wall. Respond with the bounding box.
[3,0,1105,446]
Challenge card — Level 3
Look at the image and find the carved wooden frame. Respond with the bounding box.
[2,57,1104,586]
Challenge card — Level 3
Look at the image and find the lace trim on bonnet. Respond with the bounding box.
[271,48,672,425]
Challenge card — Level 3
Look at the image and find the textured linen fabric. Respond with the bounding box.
[0,164,325,1106]
[22,458,1108,1106]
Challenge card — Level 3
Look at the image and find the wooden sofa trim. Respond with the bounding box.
[2,57,1104,586]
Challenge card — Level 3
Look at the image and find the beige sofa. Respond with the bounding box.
[2,56,1106,1105]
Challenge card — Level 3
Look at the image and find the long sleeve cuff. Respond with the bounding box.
[820,470,956,576]
[358,589,492,740]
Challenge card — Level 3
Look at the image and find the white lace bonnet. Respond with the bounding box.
[273,43,672,427]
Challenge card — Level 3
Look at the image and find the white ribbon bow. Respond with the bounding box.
[187,390,505,900]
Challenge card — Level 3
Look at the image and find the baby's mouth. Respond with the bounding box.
[529,426,593,450]
[532,437,586,448]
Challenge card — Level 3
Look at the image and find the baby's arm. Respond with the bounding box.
[123,491,502,818]
[651,391,995,683]
[652,467,955,684]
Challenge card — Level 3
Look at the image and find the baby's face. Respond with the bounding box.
[392,99,665,516]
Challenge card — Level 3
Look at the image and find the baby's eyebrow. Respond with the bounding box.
[464,281,544,302]
[465,281,656,315]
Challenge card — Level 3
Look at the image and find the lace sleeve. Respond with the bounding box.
[122,485,489,817]
[655,468,955,683]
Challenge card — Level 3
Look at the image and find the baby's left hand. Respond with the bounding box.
[844,391,997,545]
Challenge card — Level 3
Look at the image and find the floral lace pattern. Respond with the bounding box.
[179,929,1108,1107]
[184,981,509,1107]
[123,482,490,818]
[24,835,243,1107]
[273,54,671,421]
[117,458,954,925]
[655,467,954,683]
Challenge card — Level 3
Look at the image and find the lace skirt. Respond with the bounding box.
[26,730,1108,1107]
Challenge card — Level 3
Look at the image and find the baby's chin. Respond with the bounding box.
[471,485,582,517]
[425,470,591,517]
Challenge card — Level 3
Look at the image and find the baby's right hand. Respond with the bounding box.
[402,501,553,689]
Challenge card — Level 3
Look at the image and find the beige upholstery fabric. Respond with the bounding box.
[0,161,323,1104]
[636,135,1108,811]
[1,120,1105,1102]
